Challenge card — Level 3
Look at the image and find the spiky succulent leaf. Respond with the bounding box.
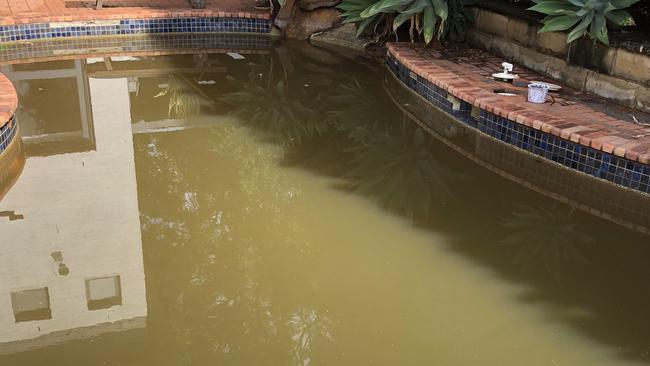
[566,9,593,42]
[393,0,428,30]
[360,0,411,18]
[610,0,641,8]
[605,8,635,25]
[538,14,581,32]
[528,1,579,14]
[422,3,435,44]
[531,0,639,45]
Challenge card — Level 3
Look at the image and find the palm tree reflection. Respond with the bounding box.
[324,78,387,131]
[288,307,335,366]
[130,44,650,366]
[135,46,471,364]
[500,204,592,281]
[136,126,338,365]
[219,57,329,146]
[343,118,460,221]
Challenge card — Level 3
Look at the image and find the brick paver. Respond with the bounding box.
[387,43,650,165]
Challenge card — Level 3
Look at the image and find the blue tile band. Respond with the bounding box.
[0,33,272,63]
[386,54,650,195]
[0,17,270,44]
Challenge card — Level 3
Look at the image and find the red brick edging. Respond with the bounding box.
[0,10,270,26]
[386,43,650,165]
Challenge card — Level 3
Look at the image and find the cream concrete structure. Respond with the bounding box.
[0,77,146,353]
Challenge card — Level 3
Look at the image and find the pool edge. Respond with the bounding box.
[384,57,650,235]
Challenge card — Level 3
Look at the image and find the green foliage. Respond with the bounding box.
[337,0,450,43]
[442,0,479,40]
[337,0,478,43]
[337,0,383,36]
[528,0,640,45]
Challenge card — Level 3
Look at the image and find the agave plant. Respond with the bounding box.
[528,0,640,44]
[337,0,449,44]
[442,0,479,40]
[337,0,382,37]
[500,204,592,280]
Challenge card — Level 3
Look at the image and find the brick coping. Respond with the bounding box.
[386,43,650,166]
[1,9,270,26]
[1,10,270,26]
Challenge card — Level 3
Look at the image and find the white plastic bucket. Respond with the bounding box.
[527,83,549,104]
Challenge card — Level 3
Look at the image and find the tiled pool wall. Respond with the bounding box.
[0,119,23,199]
[384,66,650,233]
[386,54,650,196]
[0,33,272,63]
[0,117,18,156]
[0,17,271,44]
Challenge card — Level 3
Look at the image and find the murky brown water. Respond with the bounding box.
[1,40,650,366]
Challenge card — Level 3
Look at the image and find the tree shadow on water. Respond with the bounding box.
[238,42,650,364]
[137,41,650,365]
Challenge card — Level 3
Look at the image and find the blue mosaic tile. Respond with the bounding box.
[387,53,650,195]
[386,55,473,125]
[0,116,18,155]
[0,17,270,44]
[0,33,272,63]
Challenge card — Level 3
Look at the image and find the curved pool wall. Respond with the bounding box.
[0,15,270,44]
[0,119,24,202]
[0,33,272,64]
[1,15,648,233]
[384,49,650,234]
[0,116,17,152]
[0,73,18,156]
[0,10,272,176]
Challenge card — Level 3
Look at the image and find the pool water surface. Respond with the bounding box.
[1,41,650,366]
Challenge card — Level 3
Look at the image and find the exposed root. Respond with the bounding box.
[631,114,650,127]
